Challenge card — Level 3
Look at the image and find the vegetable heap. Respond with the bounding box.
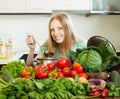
[70,41,120,73]
[0,42,120,99]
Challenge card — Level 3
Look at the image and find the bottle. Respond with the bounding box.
[8,39,13,58]
[0,38,3,58]
[5,39,13,59]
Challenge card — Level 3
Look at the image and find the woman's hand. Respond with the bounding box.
[26,33,36,50]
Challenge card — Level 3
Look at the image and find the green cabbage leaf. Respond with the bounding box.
[78,49,102,72]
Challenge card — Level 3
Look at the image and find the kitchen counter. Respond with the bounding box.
[0,52,27,66]
[0,52,37,66]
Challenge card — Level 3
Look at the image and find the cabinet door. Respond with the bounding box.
[0,0,25,13]
[52,0,90,11]
[26,0,52,13]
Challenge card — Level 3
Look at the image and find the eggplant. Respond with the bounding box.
[88,72,110,80]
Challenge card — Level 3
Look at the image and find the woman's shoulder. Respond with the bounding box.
[72,37,87,51]
[75,37,87,47]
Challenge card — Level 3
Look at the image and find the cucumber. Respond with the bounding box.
[110,70,120,86]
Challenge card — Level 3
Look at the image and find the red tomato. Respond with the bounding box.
[62,67,71,76]
[47,63,55,71]
[70,70,78,77]
[56,57,70,69]
[72,62,83,73]
[79,73,88,79]
[57,72,64,78]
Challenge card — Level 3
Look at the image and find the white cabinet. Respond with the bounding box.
[0,0,52,13]
[26,0,52,13]
[0,0,26,13]
[52,0,90,11]
[0,0,90,13]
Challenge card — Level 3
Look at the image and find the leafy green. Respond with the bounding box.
[107,82,120,97]
[0,94,7,99]
[70,41,120,73]
[28,91,41,99]
[99,41,120,70]
[0,78,90,99]
[0,60,25,78]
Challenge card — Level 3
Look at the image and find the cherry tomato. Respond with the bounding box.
[70,70,78,77]
[79,73,88,79]
[47,63,55,71]
[57,72,64,78]
[56,57,70,69]
[72,62,83,73]
[62,67,71,76]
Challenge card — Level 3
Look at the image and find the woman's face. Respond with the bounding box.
[50,19,65,44]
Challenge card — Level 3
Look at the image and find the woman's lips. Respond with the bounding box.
[55,36,61,40]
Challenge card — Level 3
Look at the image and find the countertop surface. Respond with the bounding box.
[0,51,37,65]
[0,52,27,65]
[77,96,119,99]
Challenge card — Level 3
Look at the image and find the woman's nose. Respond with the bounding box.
[54,29,59,35]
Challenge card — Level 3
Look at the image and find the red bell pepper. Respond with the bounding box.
[35,64,49,79]
[101,88,108,99]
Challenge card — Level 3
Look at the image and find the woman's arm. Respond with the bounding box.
[26,33,36,66]
[26,49,35,66]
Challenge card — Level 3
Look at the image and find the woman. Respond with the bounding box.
[26,12,86,66]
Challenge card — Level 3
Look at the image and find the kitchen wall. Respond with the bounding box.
[0,13,120,55]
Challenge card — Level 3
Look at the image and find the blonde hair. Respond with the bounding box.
[48,12,76,56]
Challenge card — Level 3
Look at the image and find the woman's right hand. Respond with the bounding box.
[26,33,36,50]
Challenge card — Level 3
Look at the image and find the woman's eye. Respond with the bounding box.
[58,27,63,31]
[50,29,54,33]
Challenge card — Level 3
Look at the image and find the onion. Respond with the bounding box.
[78,77,88,83]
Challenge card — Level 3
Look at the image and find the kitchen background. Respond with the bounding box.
[0,0,120,58]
